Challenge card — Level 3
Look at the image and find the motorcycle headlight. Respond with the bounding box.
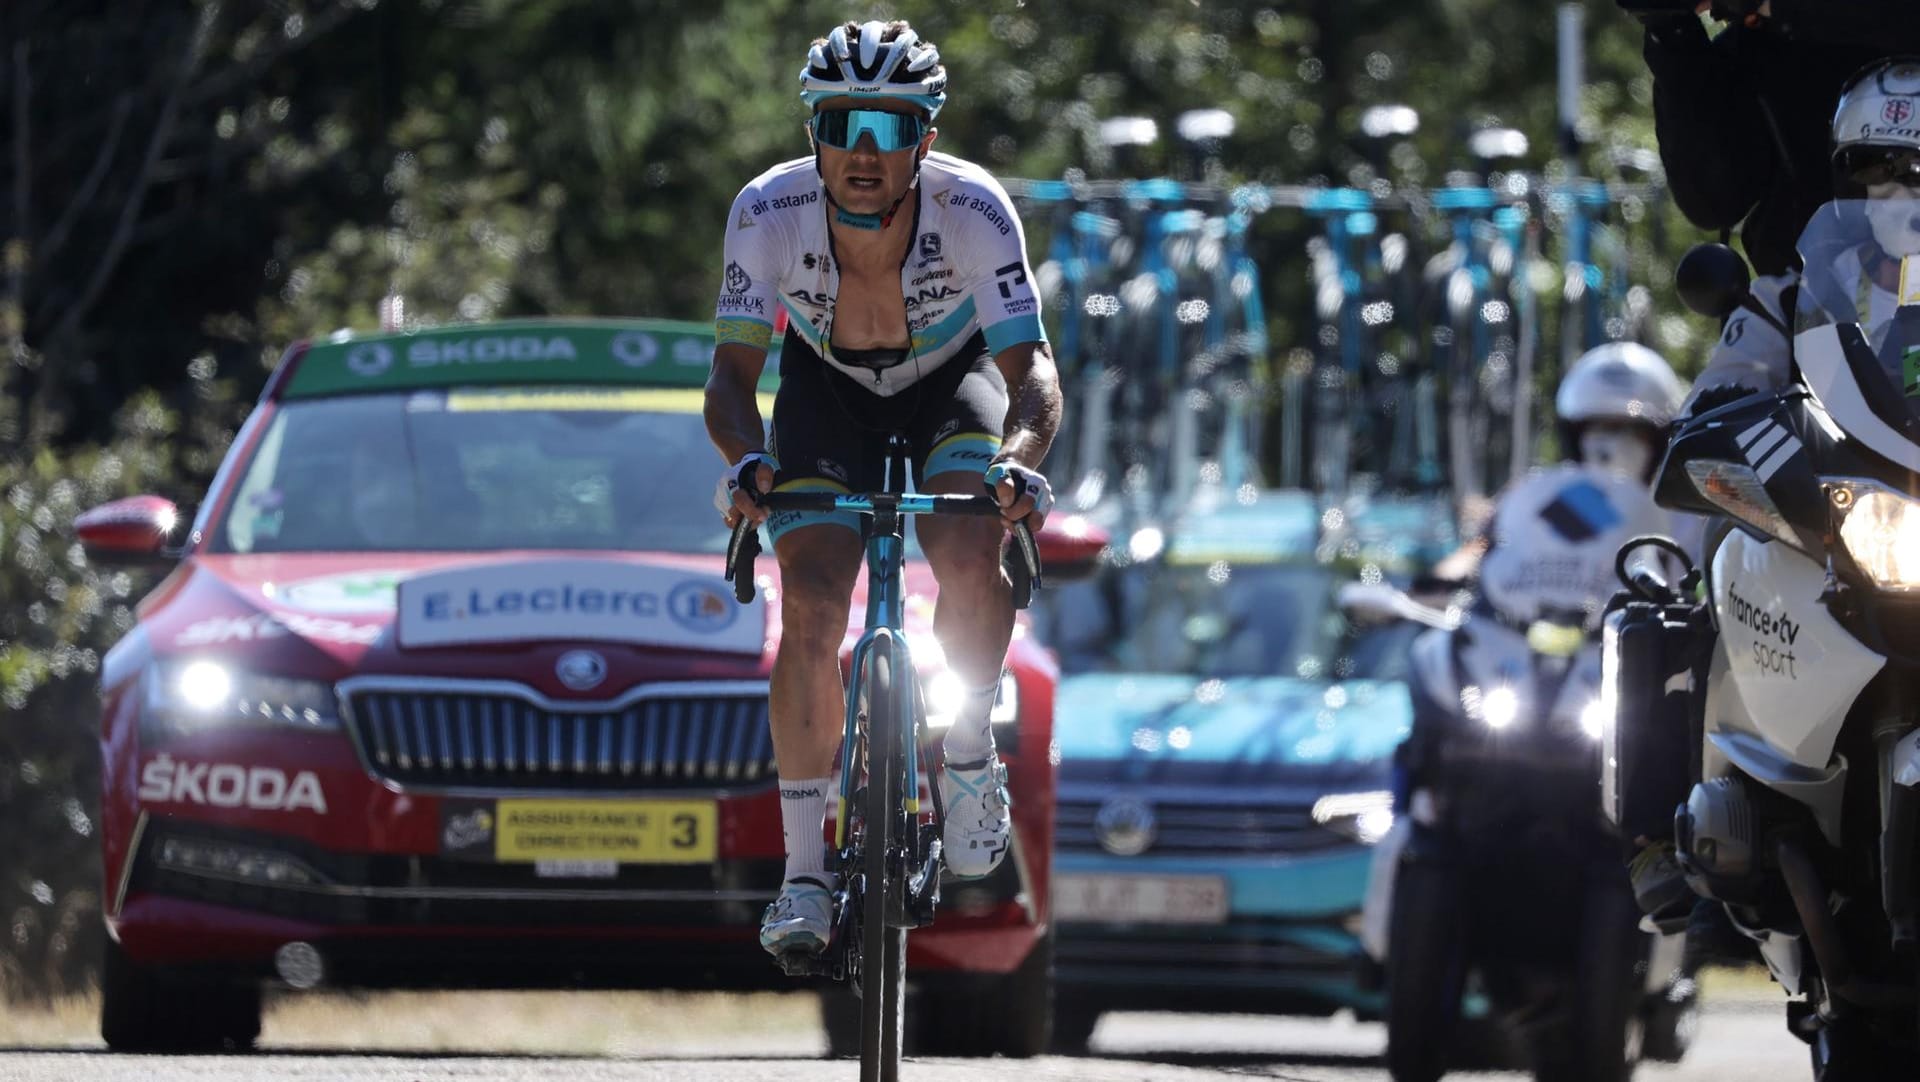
[1831,481,1920,589]
[1480,685,1520,731]
[1579,698,1608,741]
[1312,790,1395,845]
[144,660,341,736]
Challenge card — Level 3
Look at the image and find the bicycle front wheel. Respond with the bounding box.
[859,632,907,1082]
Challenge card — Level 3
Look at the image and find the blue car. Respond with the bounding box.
[1043,490,1430,1048]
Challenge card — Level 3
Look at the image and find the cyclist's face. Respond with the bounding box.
[810,98,934,215]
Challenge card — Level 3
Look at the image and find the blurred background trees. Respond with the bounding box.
[1,0,1692,999]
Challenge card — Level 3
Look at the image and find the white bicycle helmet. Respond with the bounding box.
[799,20,947,119]
[1832,58,1920,256]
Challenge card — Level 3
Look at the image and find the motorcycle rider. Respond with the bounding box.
[1362,340,1686,961]
[1625,57,1920,923]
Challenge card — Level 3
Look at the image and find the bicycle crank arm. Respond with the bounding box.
[906,834,944,927]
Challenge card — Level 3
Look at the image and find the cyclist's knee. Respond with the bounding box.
[773,533,859,637]
[919,519,1002,586]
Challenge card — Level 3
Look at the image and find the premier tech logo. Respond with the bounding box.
[1737,418,1802,482]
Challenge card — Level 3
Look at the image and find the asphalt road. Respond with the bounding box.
[0,999,1811,1082]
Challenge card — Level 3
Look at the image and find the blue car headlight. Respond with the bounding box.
[144,659,340,736]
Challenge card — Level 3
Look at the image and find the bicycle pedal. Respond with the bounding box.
[773,946,828,978]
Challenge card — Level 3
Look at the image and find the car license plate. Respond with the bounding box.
[534,860,618,879]
[490,799,717,864]
[1052,874,1230,924]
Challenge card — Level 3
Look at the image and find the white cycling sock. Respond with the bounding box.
[778,776,831,882]
[940,679,1002,765]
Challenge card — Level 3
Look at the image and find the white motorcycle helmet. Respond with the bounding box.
[1832,58,1920,258]
[1554,341,1685,482]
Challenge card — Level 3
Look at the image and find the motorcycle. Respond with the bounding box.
[1604,201,1920,1078]
[1357,463,1696,1082]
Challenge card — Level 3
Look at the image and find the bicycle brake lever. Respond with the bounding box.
[725,519,761,604]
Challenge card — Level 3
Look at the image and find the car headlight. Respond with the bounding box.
[1312,790,1395,845]
[144,660,341,735]
[1831,482,1920,589]
[924,668,1019,730]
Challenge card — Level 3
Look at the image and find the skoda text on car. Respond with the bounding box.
[1039,488,1427,1048]
[79,319,1079,1053]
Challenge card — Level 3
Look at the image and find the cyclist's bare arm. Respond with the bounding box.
[989,339,1063,520]
[705,341,774,524]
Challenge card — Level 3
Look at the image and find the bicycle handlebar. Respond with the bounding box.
[721,491,1042,610]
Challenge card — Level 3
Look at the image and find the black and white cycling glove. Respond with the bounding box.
[715,451,780,520]
[983,461,1054,523]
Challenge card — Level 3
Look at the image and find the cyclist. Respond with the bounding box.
[1625,56,1920,922]
[701,19,1061,959]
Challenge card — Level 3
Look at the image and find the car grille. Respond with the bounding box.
[344,685,774,790]
[1055,798,1348,856]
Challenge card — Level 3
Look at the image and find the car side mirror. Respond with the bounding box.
[74,495,183,566]
[1034,514,1109,585]
[1675,243,1752,321]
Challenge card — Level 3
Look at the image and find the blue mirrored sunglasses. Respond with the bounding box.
[810,109,926,152]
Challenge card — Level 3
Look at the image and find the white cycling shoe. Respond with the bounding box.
[760,875,835,956]
[940,753,1013,879]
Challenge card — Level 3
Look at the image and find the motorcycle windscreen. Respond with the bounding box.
[1793,197,1920,473]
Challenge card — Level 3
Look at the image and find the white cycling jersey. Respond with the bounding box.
[714,152,1046,398]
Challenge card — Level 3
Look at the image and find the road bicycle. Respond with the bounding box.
[723,436,1039,1082]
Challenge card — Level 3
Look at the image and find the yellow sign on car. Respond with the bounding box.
[493,799,717,863]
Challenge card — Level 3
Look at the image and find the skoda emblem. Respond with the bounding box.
[555,649,607,691]
[1093,797,1157,857]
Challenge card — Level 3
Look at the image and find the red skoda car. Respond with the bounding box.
[79,319,1084,1053]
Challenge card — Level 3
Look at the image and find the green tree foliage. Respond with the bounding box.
[2,0,1712,998]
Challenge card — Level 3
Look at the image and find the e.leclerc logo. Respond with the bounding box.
[422,583,664,621]
[667,580,738,633]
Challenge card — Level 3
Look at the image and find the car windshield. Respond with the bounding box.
[1073,560,1418,682]
[212,387,739,555]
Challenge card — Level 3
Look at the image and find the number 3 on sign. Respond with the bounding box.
[669,812,701,850]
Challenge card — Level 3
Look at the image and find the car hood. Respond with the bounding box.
[120,551,949,697]
[1055,672,1409,786]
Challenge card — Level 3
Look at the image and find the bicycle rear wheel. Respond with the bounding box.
[859,632,907,1082]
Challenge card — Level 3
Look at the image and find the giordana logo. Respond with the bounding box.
[611,330,659,368]
[667,580,737,634]
[555,649,608,691]
[1884,98,1915,126]
[139,756,328,813]
[347,343,395,377]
